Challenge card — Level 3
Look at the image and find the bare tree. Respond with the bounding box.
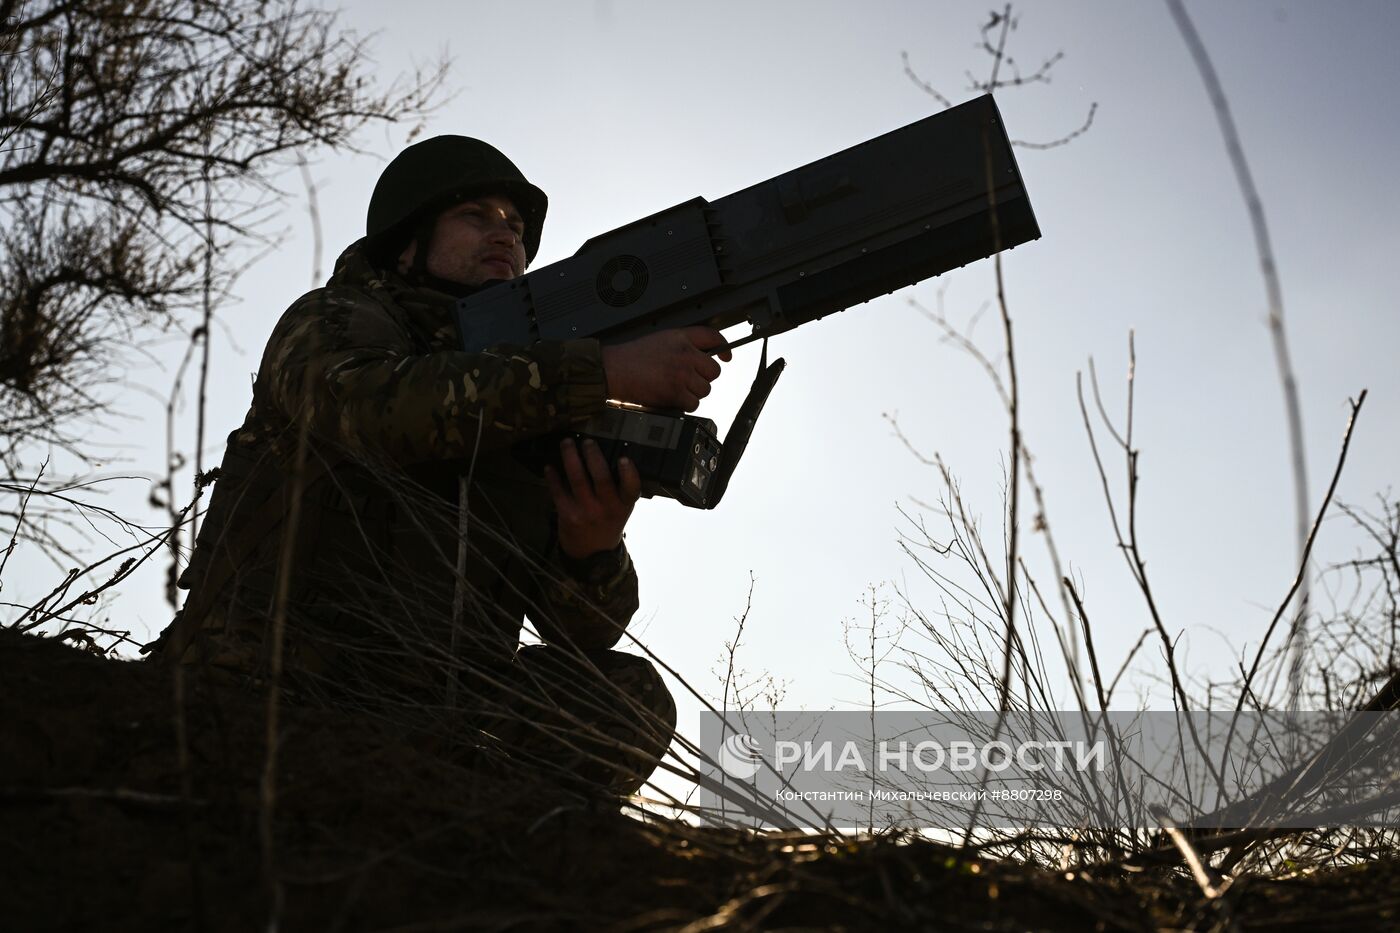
[0,0,445,549]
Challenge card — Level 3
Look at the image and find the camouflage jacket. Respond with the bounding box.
[170,240,640,695]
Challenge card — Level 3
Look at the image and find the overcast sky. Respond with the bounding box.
[13,2,1399,742]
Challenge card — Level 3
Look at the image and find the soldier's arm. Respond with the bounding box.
[529,542,640,652]
[260,288,607,461]
[528,435,642,650]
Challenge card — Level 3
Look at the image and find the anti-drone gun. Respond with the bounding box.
[456,94,1040,508]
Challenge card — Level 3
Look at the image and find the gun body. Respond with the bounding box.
[458,94,1037,350]
[458,94,1040,507]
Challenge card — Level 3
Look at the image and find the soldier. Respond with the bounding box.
[149,136,730,795]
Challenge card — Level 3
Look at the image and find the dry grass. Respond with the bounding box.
[6,626,1400,932]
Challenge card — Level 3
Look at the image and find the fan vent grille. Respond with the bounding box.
[596,254,650,307]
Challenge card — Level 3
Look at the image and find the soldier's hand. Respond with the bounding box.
[545,437,642,559]
[599,326,732,412]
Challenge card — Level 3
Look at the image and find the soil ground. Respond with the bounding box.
[3,628,1397,931]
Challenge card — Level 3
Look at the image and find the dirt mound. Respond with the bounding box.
[1,628,689,930]
[3,629,1396,931]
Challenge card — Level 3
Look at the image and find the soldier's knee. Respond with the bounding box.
[595,651,676,730]
[513,646,676,732]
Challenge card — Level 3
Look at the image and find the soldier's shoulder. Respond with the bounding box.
[266,282,404,345]
[281,283,386,321]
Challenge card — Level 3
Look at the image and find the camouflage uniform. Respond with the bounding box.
[167,239,676,795]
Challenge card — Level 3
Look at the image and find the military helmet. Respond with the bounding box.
[366,135,548,265]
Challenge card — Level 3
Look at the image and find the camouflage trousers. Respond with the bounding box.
[164,610,676,796]
[472,645,677,797]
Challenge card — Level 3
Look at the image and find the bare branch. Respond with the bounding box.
[1165,0,1311,704]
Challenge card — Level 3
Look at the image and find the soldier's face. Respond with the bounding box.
[400,194,527,285]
